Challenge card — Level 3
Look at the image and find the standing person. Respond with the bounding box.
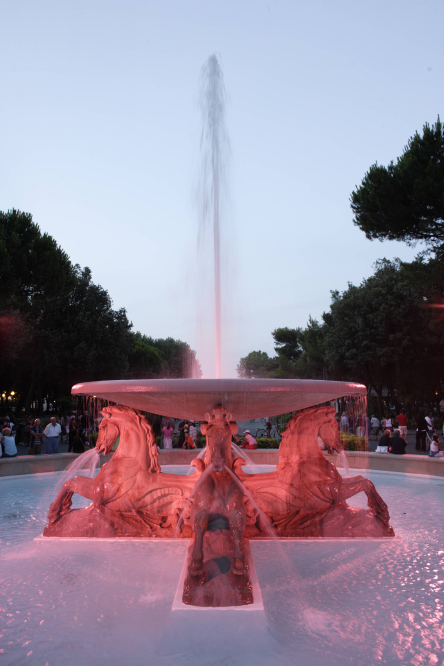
[265,417,272,439]
[241,430,258,450]
[29,419,44,455]
[160,416,175,449]
[65,412,74,444]
[44,417,62,454]
[364,415,371,439]
[162,422,174,450]
[385,414,393,433]
[341,413,348,433]
[356,415,365,437]
[68,418,78,453]
[370,415,380,441]
[177,419,189,448]
[1,428,17,457]
[396,411,408,441]
[389,429,407,455]
[189,420,197,445]
[425,412,434,435]
[376,430,391,454]
[25,415,33,446]
[415,413,428,452]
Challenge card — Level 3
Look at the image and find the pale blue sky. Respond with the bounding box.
[1,0,442,376]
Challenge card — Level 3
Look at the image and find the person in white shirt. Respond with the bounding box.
[371,416,380,441]
[189,421,197,444]
[241,430,258,450]
[341,414,349,433]
[1,428,18,457]
[44,417,62,455]
[429,434,444,457]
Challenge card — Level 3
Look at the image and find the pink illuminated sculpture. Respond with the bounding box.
[43,379,394,608]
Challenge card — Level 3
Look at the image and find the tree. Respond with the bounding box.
[236,351,278,378]
[351,118,444,248]
[129,334,202,379]
[0,209,75,310]
[322,259,444,414]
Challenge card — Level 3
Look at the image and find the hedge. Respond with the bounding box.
[339,432,367,451]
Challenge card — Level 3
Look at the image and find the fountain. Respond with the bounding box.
[42,378,394,608]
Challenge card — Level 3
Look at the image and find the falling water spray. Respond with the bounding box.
[198,54,229,378]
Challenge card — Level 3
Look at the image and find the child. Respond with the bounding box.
[183,434,196,450]
[429,433,444,457]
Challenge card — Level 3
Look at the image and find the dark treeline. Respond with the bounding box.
[238,118,444,418]
[237,255,444,416]
[0,210,200,414]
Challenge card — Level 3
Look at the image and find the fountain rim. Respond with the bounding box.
[72,378,367,395]
[71,378,366,421]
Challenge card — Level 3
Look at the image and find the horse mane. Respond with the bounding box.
[102,405,160,473]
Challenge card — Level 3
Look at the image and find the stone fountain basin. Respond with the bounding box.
[71,378,366,420]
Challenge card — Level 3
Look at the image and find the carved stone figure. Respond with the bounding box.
[43,402,394,607]
[182,407,253,607]
[238,405,394,538]
[44,406,196,538]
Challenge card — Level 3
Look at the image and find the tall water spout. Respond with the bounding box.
[197,54,229,378]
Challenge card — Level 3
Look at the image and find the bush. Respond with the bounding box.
[255,437,280,449]
[339,432,367,451]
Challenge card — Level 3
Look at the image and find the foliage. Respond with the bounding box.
[0,209,76,310]
[339,432,367,451]
[0,208,201,413]
[351,118,444,249]
[254,438,280,449]
[238,256,444,415]
[236,350,278,378]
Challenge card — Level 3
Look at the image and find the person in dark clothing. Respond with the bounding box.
[415,414,428,452]
[376,430,391,453]
[177,420,189,448]
[72,429,86,453]
[389,429,407,455]
[68,418,78,452]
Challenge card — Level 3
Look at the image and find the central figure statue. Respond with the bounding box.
[184,407,253,606]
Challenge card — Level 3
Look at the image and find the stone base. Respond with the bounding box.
[182,530,254,607]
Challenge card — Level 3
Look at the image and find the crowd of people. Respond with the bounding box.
[0,411,95,457]
[1,409,443,459]
[159,417,259,450]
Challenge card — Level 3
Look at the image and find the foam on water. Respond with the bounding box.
[1,469,444,665]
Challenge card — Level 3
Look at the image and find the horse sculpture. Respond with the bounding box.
[44,406,196,538]
[239,405,394,537]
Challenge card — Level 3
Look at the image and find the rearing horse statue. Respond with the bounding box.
[44,406,196,538]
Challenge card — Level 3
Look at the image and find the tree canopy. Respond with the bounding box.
[238,257,444,415]
[0,209,201,413]
[351,118,444,248]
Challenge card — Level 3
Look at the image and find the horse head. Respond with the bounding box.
[201,406,238,472]
[96,405,160,473]
[279,405,341,462]
[318,407,343,454]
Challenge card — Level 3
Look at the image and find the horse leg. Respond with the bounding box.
[48,476,96,525]
[189,507,209,578]
[227,489,247,575]
[336,476,391,529]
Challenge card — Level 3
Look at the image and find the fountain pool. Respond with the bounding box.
[1,466,444,666]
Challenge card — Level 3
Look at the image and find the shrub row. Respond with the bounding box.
[339,432,367,451]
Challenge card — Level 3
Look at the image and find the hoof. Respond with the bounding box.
[189,557,205,578]
[230,557,246,576]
